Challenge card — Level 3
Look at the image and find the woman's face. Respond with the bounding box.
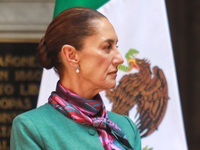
[78,18,124,92]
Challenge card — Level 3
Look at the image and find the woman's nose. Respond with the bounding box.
[113,49,124,65]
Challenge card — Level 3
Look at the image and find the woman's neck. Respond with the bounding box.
[60,77,101,100]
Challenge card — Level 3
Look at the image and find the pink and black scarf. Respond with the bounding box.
[48,82,133,150]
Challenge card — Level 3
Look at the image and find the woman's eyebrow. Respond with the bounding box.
[105,39,118,43]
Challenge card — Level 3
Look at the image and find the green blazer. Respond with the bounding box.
[10,103,141,150]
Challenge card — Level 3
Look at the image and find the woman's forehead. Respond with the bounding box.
[95,18,118,41]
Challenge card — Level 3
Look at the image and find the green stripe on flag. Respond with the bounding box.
[53,0,109,18]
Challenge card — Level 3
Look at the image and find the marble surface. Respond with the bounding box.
[0,0,55,40]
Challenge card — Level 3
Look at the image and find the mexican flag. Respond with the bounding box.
[37,0,188,149]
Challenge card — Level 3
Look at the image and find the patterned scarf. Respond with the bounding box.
[48,82,133,150]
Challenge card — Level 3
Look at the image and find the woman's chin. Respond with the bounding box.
[106,81,116,89]
[97,80,117,91]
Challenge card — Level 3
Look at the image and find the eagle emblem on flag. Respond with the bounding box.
[106,49,169,138]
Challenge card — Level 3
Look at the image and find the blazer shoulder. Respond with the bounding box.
[107,111,129,124]
[108,111,138,133]
[12,103,59,130]
[14,103,53,120]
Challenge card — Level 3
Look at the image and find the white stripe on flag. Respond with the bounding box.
[98,0,188,149]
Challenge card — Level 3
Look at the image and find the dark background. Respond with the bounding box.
[166,0,200,149]
[0,43,42,149]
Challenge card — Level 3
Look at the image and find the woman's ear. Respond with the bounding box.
[61,45,79,67]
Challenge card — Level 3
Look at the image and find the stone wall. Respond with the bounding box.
[0,0,55,41]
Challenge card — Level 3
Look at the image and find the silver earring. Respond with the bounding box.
[76,64,79,73]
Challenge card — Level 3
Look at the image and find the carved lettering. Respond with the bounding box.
[0,139,8,149]
[1,44,42,149]
[0,97,32,110]
[0,112,21,123]
[0,84,14,95]
[0,56,4,67]
[20,84,40,96]
[15,70,42,81]
[0,70,9,81]
[0,54,38,67]
[0,126,11,137]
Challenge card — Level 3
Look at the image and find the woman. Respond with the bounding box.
[10,7,141,150]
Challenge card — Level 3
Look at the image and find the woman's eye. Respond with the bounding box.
[105,44,112,50]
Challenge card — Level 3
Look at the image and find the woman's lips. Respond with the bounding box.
[108,70,118,75]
